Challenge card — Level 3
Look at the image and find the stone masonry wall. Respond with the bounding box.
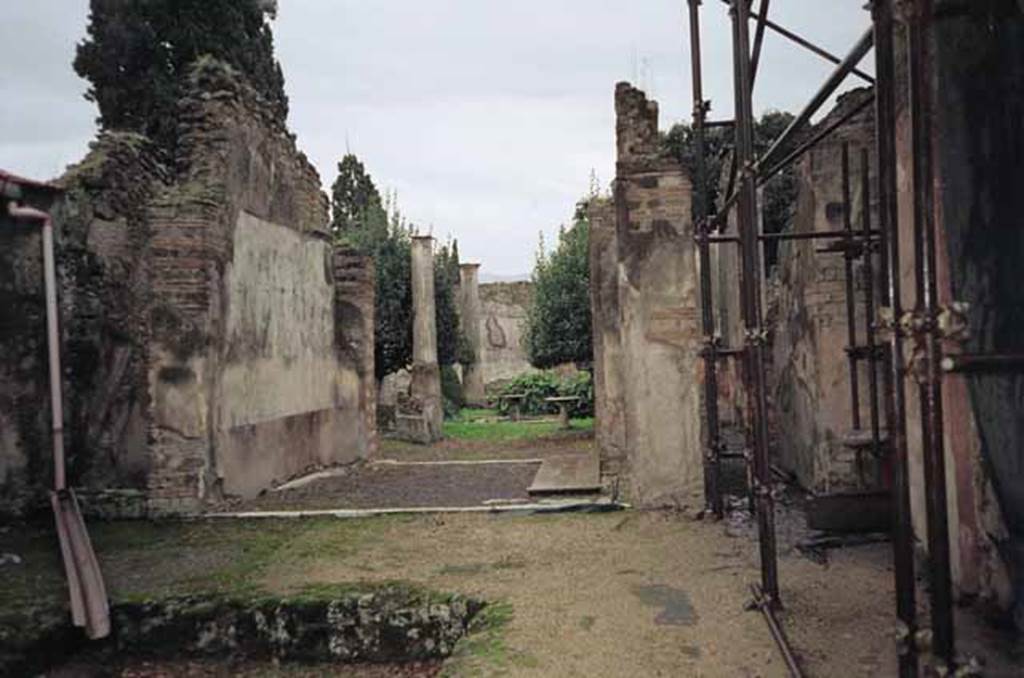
[591,83,703,508]
[0,58,376,516]
[768,89,881,494]
[146,58,373,508]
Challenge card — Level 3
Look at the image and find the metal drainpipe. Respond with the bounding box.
[7,201,66,490]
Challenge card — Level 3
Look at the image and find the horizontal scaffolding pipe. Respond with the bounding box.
[704,229,880,244]
[941,353,1024,374]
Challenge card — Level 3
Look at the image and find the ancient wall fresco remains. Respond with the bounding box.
[0,59,376,516]
[477,281,535,387]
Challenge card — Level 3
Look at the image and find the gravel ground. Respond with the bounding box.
[48,657,442,677]
[261,511,788,678]
[224,462,542,512]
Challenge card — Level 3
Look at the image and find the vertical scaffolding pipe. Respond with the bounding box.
[688,0,724,519]
[872,1,919,674]
[907,0,955,667]
[841,143,862,431]
[860,148,883,463]
[731,0,779,605]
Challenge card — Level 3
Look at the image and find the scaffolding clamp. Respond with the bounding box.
[744,327,769,346]
[937,301,970,343]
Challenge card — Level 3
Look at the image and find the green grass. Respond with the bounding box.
[444,407,594,443]
[442,600,538,676]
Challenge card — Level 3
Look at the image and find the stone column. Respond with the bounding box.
[410,235,443,441]
[458,263,486,404]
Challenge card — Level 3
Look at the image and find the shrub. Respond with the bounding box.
[494,371,594,418]
[441,365,464,420]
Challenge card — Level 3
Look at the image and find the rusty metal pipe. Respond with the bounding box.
[841,144,863,430]
[750,583,804,677]
[941,353,1024,373]
[860,147,884,463]
[688,0,725,519]
[7,202,65,490]
[718,0,875,84]
[732,0,779,605]
[757,28,875,183]
[907,0,955,666]
[7,200,110,641]
[872,1,919,675]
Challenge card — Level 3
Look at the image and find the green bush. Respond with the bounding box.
[559,371,595,418]
[495,371,593,418]
[441,365,464,420]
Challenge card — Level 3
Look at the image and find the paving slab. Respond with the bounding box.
[527,453,601,494]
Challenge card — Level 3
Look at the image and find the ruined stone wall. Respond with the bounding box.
[146,59,373,507]
[477,281,536,387]
[591,83,703,508]
[0,59,376,516]
[0,136,166,517]
[768,89,880,494]
[0,180,61,516]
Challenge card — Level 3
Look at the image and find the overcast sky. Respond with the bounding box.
[1,1,873,277]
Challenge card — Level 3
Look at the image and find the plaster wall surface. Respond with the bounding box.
[477,281,536,387]
[214,212,366,498]
[603,82,704,508]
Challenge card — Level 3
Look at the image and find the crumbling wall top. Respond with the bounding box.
[615,82,662,166]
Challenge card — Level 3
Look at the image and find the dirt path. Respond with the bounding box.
[261,511,787,677]
[223,461,543,512]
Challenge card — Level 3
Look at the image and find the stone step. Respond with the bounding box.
[528,454,602,495]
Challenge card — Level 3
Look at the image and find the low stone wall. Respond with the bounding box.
[1,587,482,676]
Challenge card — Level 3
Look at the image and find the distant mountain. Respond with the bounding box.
[479,272,530,284]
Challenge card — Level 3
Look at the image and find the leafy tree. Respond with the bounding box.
[334,160,463,381]
[433,239,462,368]
[663,109,797,270]
[330,154,383,235]
[523,203,592,369]
[74,0,288,153]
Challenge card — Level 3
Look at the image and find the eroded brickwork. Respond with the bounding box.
[0,59,376,516]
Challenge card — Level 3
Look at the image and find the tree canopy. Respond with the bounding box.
[330,154,383,235]
[523,203,593,370]
[74,0,288,152]
[333,158,463,380]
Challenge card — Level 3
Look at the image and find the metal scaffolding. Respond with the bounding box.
[682,0,1001,675]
